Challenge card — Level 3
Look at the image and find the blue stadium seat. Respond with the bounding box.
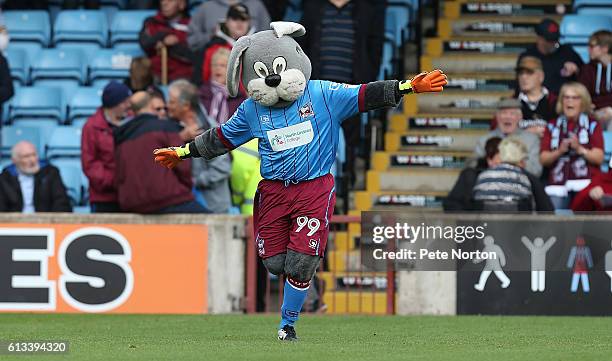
[1,125,43,157]
[602,131,612,172]
[9,42,43,65]
[55,43,103,64]
[8,86,66,123]
[4,11,51,46]
[560,15,612,46]
[385,6,411,46]
[110,10,155,46]
[573,45,590,64]
[53,10,109,47]
[46,126,82,158]
[378,40,394,80]
[31,49,87,88]
[573,0,612,11]
[6,48,29,86]
[0,157,11,170]
[89,48,141,86]
[68,87,103,125]
[578,7,612,17]
[51,159,85,206]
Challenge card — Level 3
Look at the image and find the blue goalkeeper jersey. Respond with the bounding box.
[219,80,363,181]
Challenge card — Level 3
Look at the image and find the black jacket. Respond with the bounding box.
[299,0,386,83]
[518,44,584,94]
[0,162,72,212]
[0,52,15,120]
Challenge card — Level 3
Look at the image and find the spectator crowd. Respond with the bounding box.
[445,19,612,213]
[0,2,610,215]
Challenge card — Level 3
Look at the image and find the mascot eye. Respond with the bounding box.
[272,57,287,74]
[254,62,269,78]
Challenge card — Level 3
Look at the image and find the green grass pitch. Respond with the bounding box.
[1,314,611,361]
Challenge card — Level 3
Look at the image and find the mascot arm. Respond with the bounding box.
[153,127,230,169]
[363,69,447,111]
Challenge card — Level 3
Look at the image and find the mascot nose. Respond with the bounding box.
[265,74,282,87]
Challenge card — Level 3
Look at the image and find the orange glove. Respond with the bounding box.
[398,69,448,94]
[153,145,190,169]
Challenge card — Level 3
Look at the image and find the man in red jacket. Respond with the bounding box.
[81,81,132,213]
[139,0,193,82]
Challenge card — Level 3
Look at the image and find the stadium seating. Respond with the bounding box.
[6,48,29,86]
[386,4,411,45]
[67,86,103,125]
[88,48,141,86]
[45,126,82,158]
[110,10,155,46]
[53,10,109,47]
[577,7,612,17]
[573,45,590,64]
[4,11,51,46]
[573,0,612,11]
[1,125,43,157]
[51,159,86,206]
[30,48,87,90]
[560,15,612,46]
[8,86,65,123]
[9,42,43,67]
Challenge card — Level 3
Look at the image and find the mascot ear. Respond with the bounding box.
[227,36,250,97]
[270,21,306,38]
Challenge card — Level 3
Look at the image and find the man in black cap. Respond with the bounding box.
[517,18,583,94]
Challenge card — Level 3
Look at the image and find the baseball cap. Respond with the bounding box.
[102,81,132,108]
[497,97,521,110]
[535,18,560,42]
[516,56,543,73]
[227,4,250,21]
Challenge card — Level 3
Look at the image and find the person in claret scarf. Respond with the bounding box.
[139,0,193,82]
[540,82,605,209]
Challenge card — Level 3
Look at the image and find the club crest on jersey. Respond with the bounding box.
[299,102,314,119]
[308,239,319,250]
[259,114,271,125]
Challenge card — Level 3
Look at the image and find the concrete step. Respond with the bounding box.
[318,271,388,292]
[372,150,472,171]
[426,37,532,57]
[421,53,518,74]
[389,113,492,132]
[385,130,485,152]
[444,1,571,19]
[438,15,562,38]
[403,89,512,115]
[354,190,447,211]
[327,249,362,273]
[322,291,388,314]
[367,169,462,193]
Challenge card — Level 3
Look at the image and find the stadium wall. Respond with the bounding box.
[0,213,246,315]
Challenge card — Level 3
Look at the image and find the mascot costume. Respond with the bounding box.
[154,22,447,341]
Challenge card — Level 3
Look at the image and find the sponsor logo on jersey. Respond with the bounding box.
[266,121,314,152]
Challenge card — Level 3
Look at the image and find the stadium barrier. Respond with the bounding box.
[0,213,247,314]
[372,213,612,316]
[246,215,397,315]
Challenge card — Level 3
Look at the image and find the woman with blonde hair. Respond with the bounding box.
[540,81,605,209]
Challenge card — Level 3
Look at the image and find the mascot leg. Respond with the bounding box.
[277,249,320,341]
